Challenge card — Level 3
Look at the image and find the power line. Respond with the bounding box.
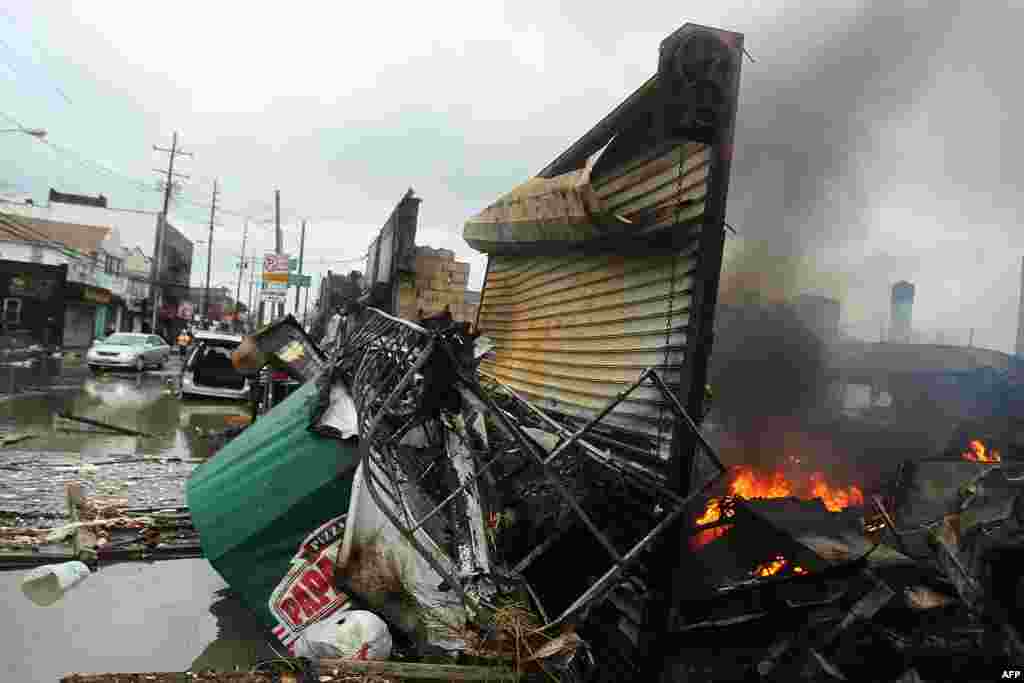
[0,110,268,222]
[0,10,72,104]
[0,214,81,258]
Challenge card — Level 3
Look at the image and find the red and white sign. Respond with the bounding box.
[177,302,194,320]
[269,514,352,652]
[263,253,290,273]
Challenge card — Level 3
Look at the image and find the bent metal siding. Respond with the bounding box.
[477,245,697,440]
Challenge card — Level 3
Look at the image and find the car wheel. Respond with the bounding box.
[88,364,100,374]
[135,356,145,372]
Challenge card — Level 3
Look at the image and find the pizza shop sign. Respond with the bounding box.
[269,514,353,652]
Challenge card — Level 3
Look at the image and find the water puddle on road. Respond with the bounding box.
[0,370,251,519]
[1,370,269,678]
[2,559,278,679]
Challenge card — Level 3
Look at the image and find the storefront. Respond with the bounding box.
[0,260,68,348]
[64,282,113,348]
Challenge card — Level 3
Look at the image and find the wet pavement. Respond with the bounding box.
[2,560,277,680]
[0,357,276,678]
[0,357,251,523]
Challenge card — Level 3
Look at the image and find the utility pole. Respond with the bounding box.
[247,256,256,331]
[295,220,306,314]
[274,189,284,319]
[303,282,311,328]
[204,180,218,320]
[150,132,192,332]
[235,218,248,318]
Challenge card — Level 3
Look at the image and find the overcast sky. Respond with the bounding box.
[1,2,1021,351]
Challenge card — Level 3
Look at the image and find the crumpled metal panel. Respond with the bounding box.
[478,246,696,442]
[464,141,709,255]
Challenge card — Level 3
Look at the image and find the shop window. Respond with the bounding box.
[3,298,21,325]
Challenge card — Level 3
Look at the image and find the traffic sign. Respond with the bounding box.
[288,274,311,287]
[264,253,289,273]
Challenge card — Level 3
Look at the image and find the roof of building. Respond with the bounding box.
[0,212,111,255]
[49,189,108,208]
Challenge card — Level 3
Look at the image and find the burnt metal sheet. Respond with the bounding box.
[593,142,710,222]
[377,228,394,284]
[464,141,709,255]
[536,24,742,179]
[477,247,696,442]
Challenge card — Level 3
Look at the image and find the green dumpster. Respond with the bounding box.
[186,380,359,630]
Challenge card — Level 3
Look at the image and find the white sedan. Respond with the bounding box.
[86,333,172,373]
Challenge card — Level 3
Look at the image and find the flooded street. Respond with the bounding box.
[0,357,249,522]
[0,358,277,678]
[2,560,276,680]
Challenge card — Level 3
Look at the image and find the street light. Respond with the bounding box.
[0,128,47,139]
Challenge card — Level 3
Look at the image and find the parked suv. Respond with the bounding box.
[180,331,250,401]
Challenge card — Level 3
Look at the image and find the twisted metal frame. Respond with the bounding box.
[337,306,729,630]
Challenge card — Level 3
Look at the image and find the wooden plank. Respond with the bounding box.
[318,659,522,681]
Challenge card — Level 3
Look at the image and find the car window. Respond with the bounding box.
[102,334,145,346]
[150,336,164,346]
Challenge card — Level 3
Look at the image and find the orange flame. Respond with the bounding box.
[962,439,1001,463]
[711,466,863,514]
[692,466,864,550]
[729,467,792,499]
[810,472,865,512]
[752,555,788,577]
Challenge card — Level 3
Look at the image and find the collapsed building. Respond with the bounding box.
[175,20,1024,683]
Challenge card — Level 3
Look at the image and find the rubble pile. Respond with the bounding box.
[74,308,1024,682]
[1,482,201,569]
[652,447,1024,682]
[320,307,1024,682]
[300,306,724,681]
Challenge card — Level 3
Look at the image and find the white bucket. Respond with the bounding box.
[21,561,91,607]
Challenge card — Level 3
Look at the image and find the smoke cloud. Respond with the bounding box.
[721,3,963,306]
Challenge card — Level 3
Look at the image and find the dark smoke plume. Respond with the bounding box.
[722,3,962,304]
[710,303,828,428]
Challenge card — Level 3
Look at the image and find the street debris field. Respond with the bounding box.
[13,306,1015,683]
[2,14,1023,682]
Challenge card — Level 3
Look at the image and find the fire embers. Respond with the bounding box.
[962,438,1001,463]
[750,555,807,578]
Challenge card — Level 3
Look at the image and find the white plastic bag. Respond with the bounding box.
[21,561,91,606]
[292,609,392,661]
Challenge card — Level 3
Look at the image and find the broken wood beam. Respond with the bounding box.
[928,515,1024,660]
[871,494,911,558]
[317,659,522,680]
[760,571,896,681]
[61,661,530,682]
[56,411,154,438]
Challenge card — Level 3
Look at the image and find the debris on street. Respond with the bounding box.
[0,482,202,570]
[0,17,1016,683]
[56,411,156,438]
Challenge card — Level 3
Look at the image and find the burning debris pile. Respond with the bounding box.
[659,430,1024,682]
[296,306,1024,681]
